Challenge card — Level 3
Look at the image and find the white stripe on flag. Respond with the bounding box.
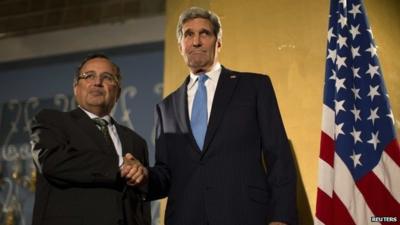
[333,153,377,225]
[318,158,334,198]
[372,151,400,204]
[321,104,335,139]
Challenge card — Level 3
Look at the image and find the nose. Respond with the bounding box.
[192,34,201,47]
[93,75,103,86]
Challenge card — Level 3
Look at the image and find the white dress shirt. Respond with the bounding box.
[187,63,222,122]
[80,107,123,166]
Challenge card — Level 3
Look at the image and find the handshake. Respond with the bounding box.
[120,153,148,187]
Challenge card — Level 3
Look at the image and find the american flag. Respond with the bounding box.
[315,0,400,224]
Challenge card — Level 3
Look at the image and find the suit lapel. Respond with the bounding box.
[173,76,202,152]
[173,67,239,153]
[203,67,238,153]
[70,108,115,155]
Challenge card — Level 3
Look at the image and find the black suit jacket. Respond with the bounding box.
[148,66,297,225]
[30,108,151,225]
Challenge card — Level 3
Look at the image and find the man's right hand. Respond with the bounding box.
[120,153,148,186]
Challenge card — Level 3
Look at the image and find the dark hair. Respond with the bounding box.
[176,7,222,43]
[73,53,121,86]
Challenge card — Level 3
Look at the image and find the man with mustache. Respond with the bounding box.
[124,6,298,225]
[30,54,150,225]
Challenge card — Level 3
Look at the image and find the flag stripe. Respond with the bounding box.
[385,139,400,167]
[318,158,334,197]
[314,216,325,225]
[320,104,335,167]
[316,187,358,225]
[332,192,356,225]
[320,132,335,167]
[321,104,335,139]
[373,151,400,203]
[316,188,333,225]
[356,171,400,220]
[333,153,375,225]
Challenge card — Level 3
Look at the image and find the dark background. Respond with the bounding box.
[0,41,164,225]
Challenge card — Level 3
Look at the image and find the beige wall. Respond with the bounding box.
[161,0,400,223]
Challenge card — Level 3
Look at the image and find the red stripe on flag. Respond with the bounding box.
[316,188,356,225]
[316,188,333,224]
[385,139,400,167]
[356,171,400,224]
[332,192,356,225]
[320,132,334,167]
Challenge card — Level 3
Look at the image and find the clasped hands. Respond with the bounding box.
[120,153,148,187]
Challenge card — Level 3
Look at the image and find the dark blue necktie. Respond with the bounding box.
[191,74,208,150]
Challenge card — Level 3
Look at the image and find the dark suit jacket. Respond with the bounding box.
[148,66,297,225]
[30,108,151,225]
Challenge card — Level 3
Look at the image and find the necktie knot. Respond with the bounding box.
[92,118,108,128]
[197,74,208,84]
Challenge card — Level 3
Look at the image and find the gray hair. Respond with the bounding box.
[176,7,222,43]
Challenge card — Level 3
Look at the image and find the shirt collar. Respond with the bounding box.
[188,63,222,90]
[79,106,112,124]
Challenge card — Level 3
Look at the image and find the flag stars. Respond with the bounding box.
[349,4,362,19]
[350,150,362,168]
[351,127,363,144]
[336,77,346,93]
[366,43,378,57]
[367,107,380,125]
[350,25,361,40]
[367,85,380,101]
[329,69,337,80]
[318,0,398,208]
[367,28,374,39]
[366,64,380,79]
[327,27,336,43]
[337,34,348,49]
[351,46,361,59]
[351,86,361,100]
[352,66,361,78]
[338,14,347,28]
[367,131,380,150]
[335,99,346,114]
[335,122,345,139]
[339,0,347,10]
[336,55,347,70]
[387,110,395,125]
[327,48,337,62]
[351,105,361,122]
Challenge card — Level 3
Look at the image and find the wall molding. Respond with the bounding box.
[0,16,165,63]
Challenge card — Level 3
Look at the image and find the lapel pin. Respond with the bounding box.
[230,75,237,79]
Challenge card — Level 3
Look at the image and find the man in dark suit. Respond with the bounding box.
[126,6,298,225]
[30,54,150,225]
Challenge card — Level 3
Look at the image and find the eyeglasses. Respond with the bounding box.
[78,71,119,85]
